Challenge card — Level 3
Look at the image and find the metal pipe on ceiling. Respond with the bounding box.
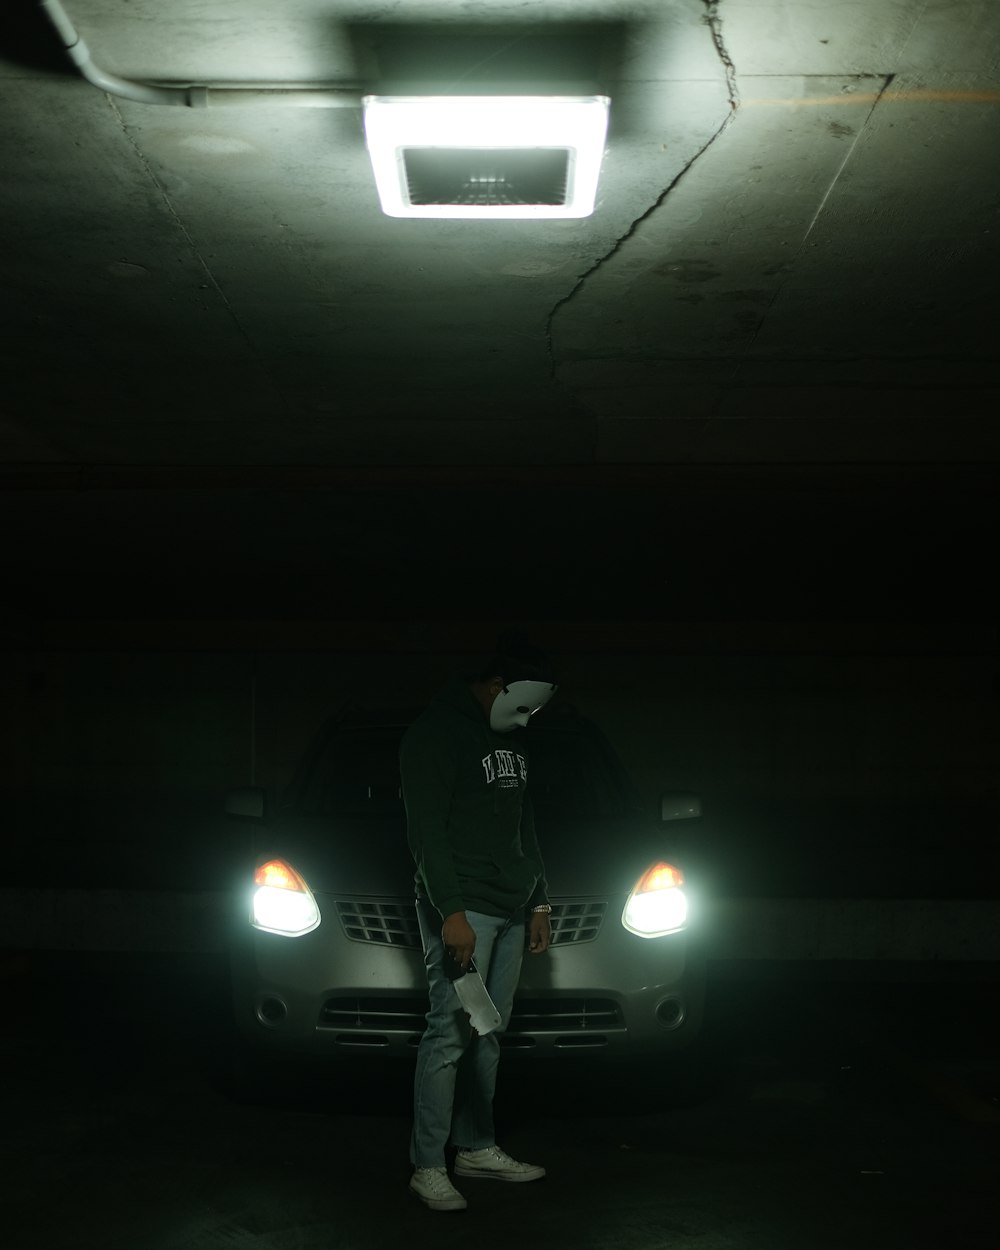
[39,0,363,109]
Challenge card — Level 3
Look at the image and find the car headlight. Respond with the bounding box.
[622,861,688,938]
[251,858,321,936]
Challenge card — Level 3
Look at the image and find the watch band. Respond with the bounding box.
[531,903,552,914]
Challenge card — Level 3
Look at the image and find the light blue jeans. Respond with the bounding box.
[410,896,525,1168]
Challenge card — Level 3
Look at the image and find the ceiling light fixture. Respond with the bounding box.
[40,2,611,222]
[363,95,610,219]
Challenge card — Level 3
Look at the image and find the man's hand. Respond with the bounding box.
[528,911,551,955]
[442,911,476,969]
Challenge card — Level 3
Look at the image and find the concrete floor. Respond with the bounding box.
[2,953,998,1250]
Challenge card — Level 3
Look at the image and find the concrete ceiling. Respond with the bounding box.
[1,1,998,624]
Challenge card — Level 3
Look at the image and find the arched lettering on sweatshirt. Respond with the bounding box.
[481,750,528,788]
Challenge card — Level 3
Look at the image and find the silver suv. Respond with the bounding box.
[227,702,704,1061]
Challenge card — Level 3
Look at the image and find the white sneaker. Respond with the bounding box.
[409,1167,468,1211]
[454,1145,546,1183]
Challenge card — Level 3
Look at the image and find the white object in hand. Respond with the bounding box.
[452,964,502,1036]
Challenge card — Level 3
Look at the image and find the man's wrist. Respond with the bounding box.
[531,903,552,914]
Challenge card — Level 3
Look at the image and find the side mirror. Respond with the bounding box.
[661,792,702,823]
[225,787,266,820]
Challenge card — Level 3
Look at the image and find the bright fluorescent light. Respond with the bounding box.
[363,95,610,219]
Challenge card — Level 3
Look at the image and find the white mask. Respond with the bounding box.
[489,680,557,734]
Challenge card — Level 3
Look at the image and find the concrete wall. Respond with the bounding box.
[4,621,997,904]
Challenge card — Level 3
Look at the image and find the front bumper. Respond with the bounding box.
[229,890,705,1058]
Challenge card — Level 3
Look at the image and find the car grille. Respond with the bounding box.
[550,900,606,944]
[509,997,623,1033]
[335,898,606,948]
[336,900,422,947]
[318,996,429,1036]
[316,995,623,1047]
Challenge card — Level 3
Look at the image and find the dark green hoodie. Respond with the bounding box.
[400,679,549,921]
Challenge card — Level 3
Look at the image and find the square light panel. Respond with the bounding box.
[363,95,610,219]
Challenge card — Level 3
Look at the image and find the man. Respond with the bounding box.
[399,634,557,1212]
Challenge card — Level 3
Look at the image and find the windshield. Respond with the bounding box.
[292,723,636,820]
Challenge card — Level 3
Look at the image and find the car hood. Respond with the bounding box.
[256,812,685,900]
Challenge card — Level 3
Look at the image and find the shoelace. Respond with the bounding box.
[417,1168,456,1191]
[462,1146,513,1164]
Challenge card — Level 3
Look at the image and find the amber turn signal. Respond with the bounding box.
[254,858,309,892]
[633,861,684,893]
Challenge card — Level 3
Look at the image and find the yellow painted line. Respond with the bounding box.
[745,90,1000,107]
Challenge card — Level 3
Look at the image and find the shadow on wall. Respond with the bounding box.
[0,2,78,74]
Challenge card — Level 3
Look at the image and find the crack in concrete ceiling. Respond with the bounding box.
[547,1,743,379]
